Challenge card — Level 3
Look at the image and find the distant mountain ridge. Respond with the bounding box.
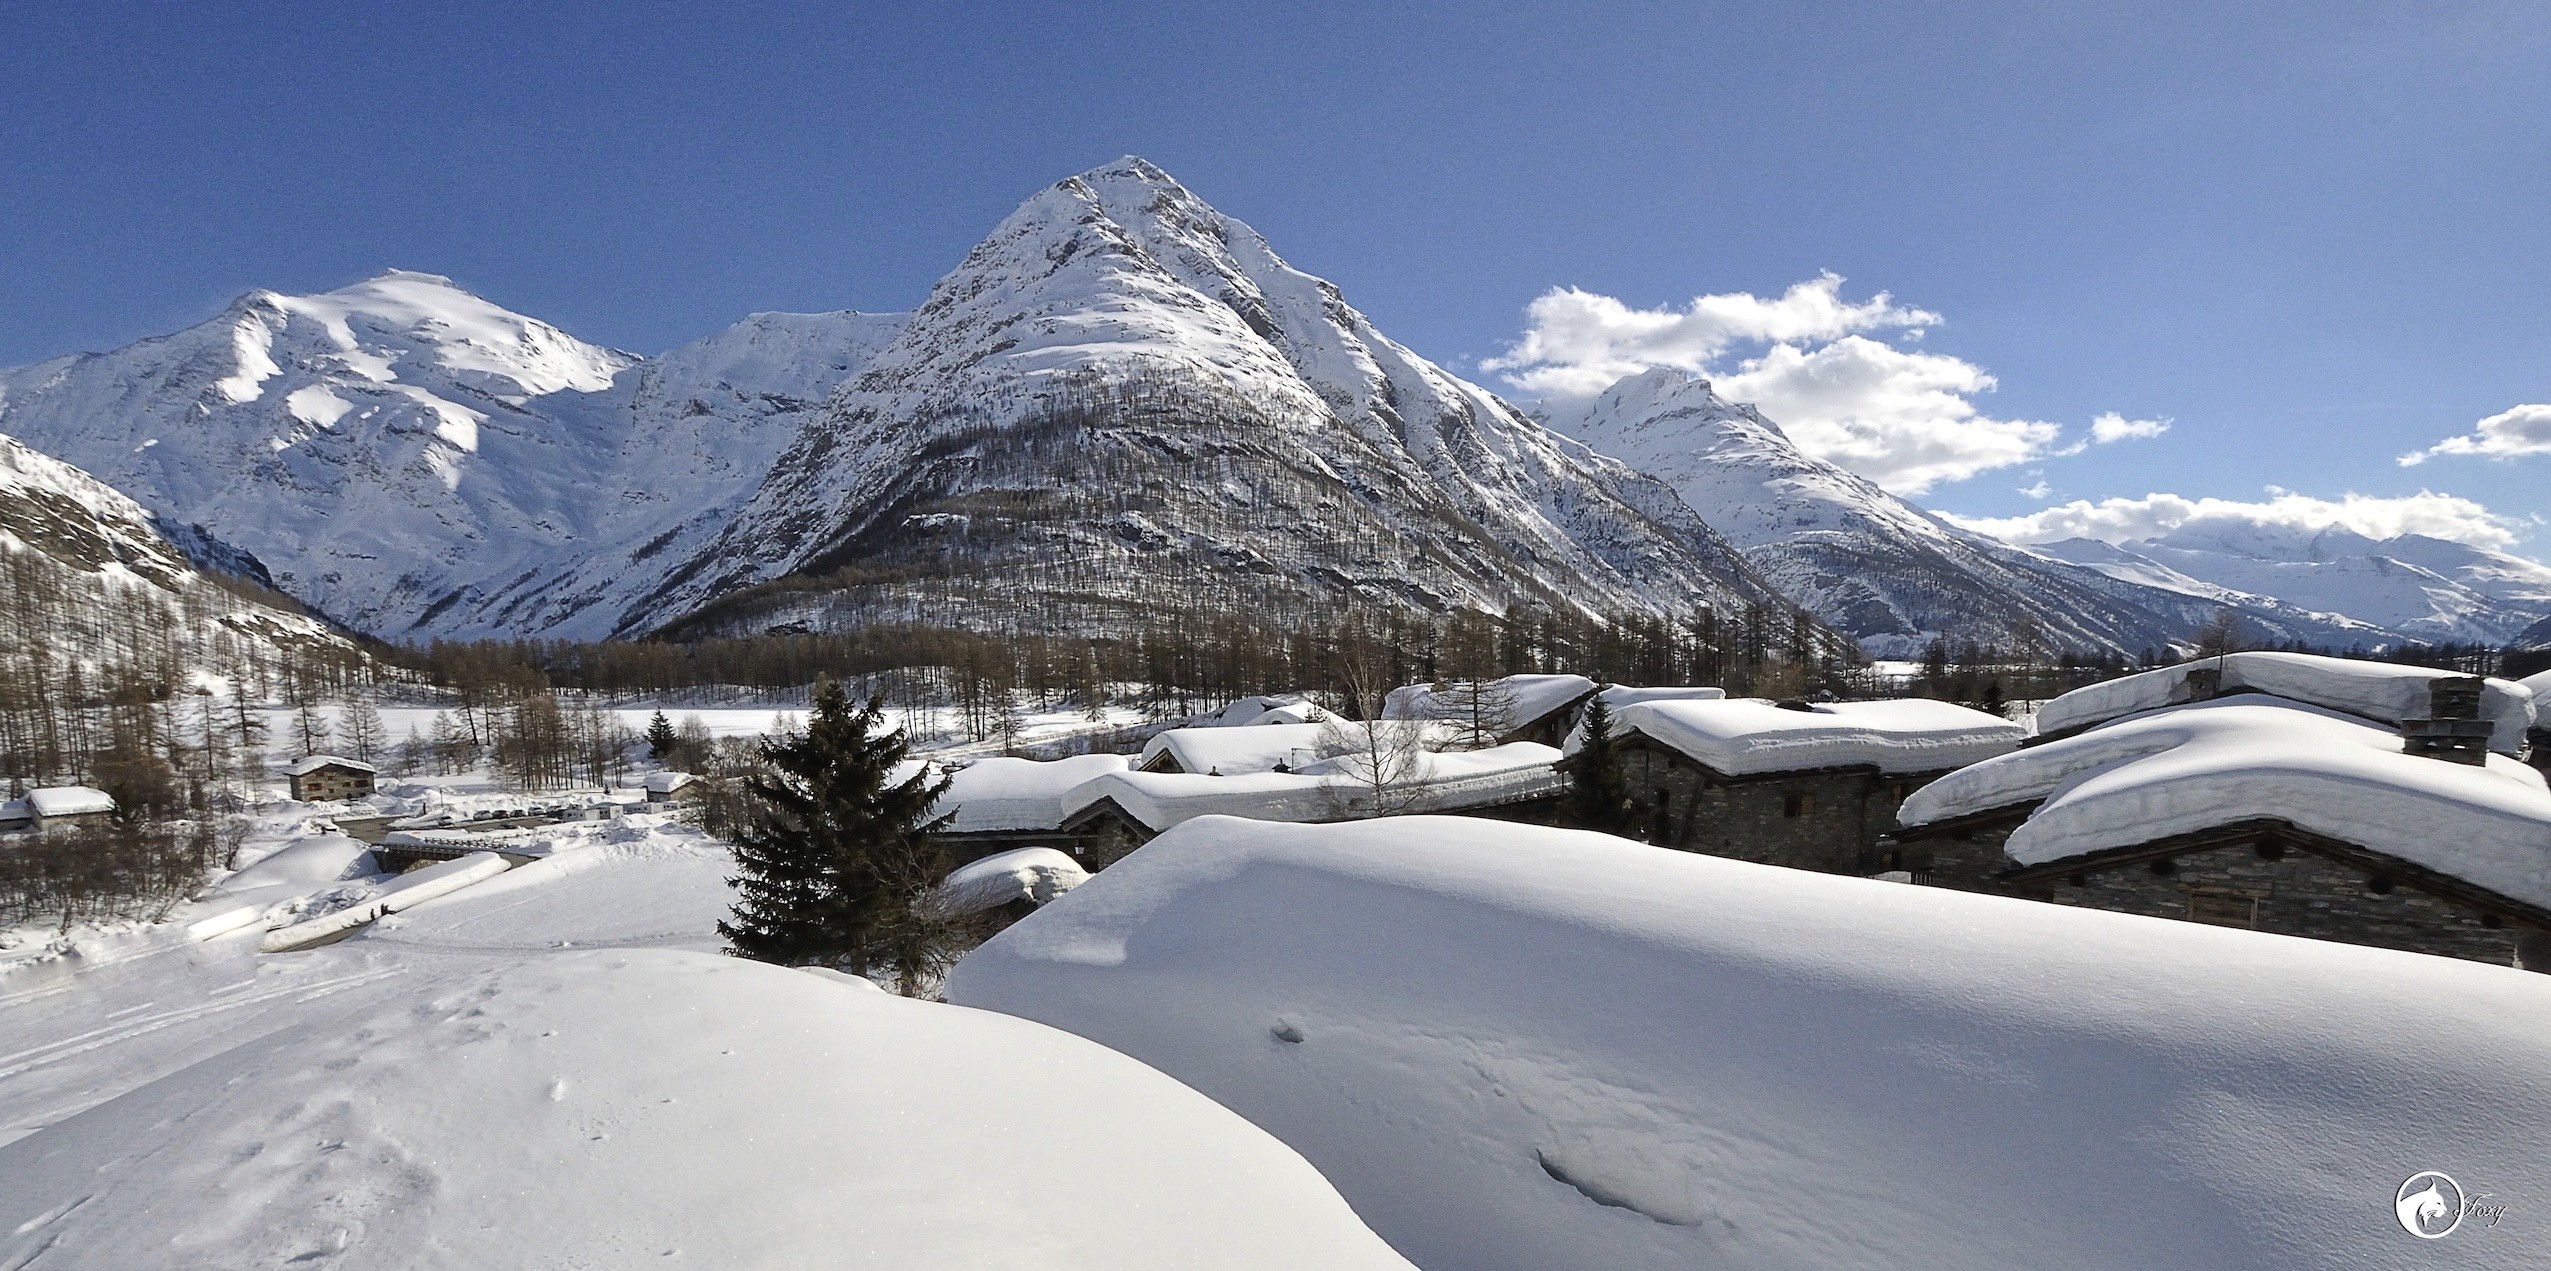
[0,270,907,639]
[1,159,2542,656]
[1541,370,2411,657]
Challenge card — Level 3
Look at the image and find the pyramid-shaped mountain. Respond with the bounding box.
[636,158,1798,637]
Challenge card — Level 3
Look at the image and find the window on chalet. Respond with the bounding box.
[2185,888,2262,930]
[1782,792,1816,818]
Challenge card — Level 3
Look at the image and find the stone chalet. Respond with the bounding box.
[1137,723,1331,775]
[934,846,1088,935]
[1572,697,2025,875]
[1383,674,1599,748]
[1060,741,1568,868]
[2526,668,2551,779]
[644,771,700,803]
[0,785,118,833]
[1890,653,2551,970]
[287,755,378,803]
[928,754,1132,868]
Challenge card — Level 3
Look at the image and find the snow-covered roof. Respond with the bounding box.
[1590,698,2024,776]
[2524,667,2551,713]
[1382,674,1594,729]
[939,847,1090,914]
[644,771,697,794]
[25,786,115,818]
[1139,722,1333,774]
[1597,685,1728,709]
[1902,696,2551,909]
[950,815,2551,1271]
[2035,652,2533,754]
[1067,743,1565,833]
[1193,694,1316,728]
[934,754,1132,833]
[286,754,377,777]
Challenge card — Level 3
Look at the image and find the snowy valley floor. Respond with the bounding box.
[7,810,2551,1268]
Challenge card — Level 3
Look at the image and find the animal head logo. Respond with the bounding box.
[2395,1172,2465,1240]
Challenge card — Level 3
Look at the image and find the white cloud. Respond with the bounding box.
[2090,412,2170,443]
[1481,273,1937,398]
[1707,336,2060,494]
[2017,478,2053,500]
[2399,403,2551,465]
[1485,274,2153,494]
[1944,488,2525,552]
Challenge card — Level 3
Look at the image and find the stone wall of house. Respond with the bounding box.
[1617,747,1940,875]
[1890,822,2043,897]
[2045,842,2523,967]
[291,770,374,802]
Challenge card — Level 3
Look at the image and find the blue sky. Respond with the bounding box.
[3,2,2545,549]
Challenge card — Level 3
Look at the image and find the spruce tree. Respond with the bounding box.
[645,709,679,761]
[1569,688,1628,834]
[718,680,956,990]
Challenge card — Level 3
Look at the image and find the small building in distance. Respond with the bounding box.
[1577,697,2025,876]
[2524,668,2551,778]
[930,753,1132,866]
[935,847,1090,935]
[287,756,379,804]
[0,785,118,833]
[644,771,699,804]
[1891,653,2551,971]
[1137,723,1332,775]
[1384,674,1599,748]
[1061,742,1568,867]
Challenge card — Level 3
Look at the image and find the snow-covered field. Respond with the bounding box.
[0,816,1413,1268]
[953,815,2551,1270]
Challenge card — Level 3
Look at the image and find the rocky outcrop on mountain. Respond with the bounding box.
[639,159,1796,638]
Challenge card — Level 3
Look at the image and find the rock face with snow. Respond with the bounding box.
[1546,370,2399,656]
[951,815,2551,1271]
[640,159,1795,637]
[0,948,1416,1270]
[0,271,906,639]
[0,430,349,665]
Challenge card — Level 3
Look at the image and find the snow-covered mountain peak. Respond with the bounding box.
[218,270,633,406]
[644,161,1791,637]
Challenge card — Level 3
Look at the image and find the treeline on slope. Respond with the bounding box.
[0,548,366,804]
[0,549,352,930]
[396,600,1863,729]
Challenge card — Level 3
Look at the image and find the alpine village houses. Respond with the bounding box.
[1888,653,2551,971]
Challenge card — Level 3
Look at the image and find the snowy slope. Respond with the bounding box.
[0,273,905,638]
[0,430,350,666]
[951,815,2551,1271]
[1547,370,2393,657]
[640,158,1797,637]
[0,834,1414,1269]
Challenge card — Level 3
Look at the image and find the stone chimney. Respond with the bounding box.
[2400,676,2493,765]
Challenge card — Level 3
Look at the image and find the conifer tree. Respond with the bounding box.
[645,710,678,761]
[718,680,956,992]
[1568,688,1628,834]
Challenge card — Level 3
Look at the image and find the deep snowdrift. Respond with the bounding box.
[951,815,2551,1271]
[0,948,1414,1269]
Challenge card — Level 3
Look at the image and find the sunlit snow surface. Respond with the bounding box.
[0,827,1410,1270]
[953,815,2551,1270]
